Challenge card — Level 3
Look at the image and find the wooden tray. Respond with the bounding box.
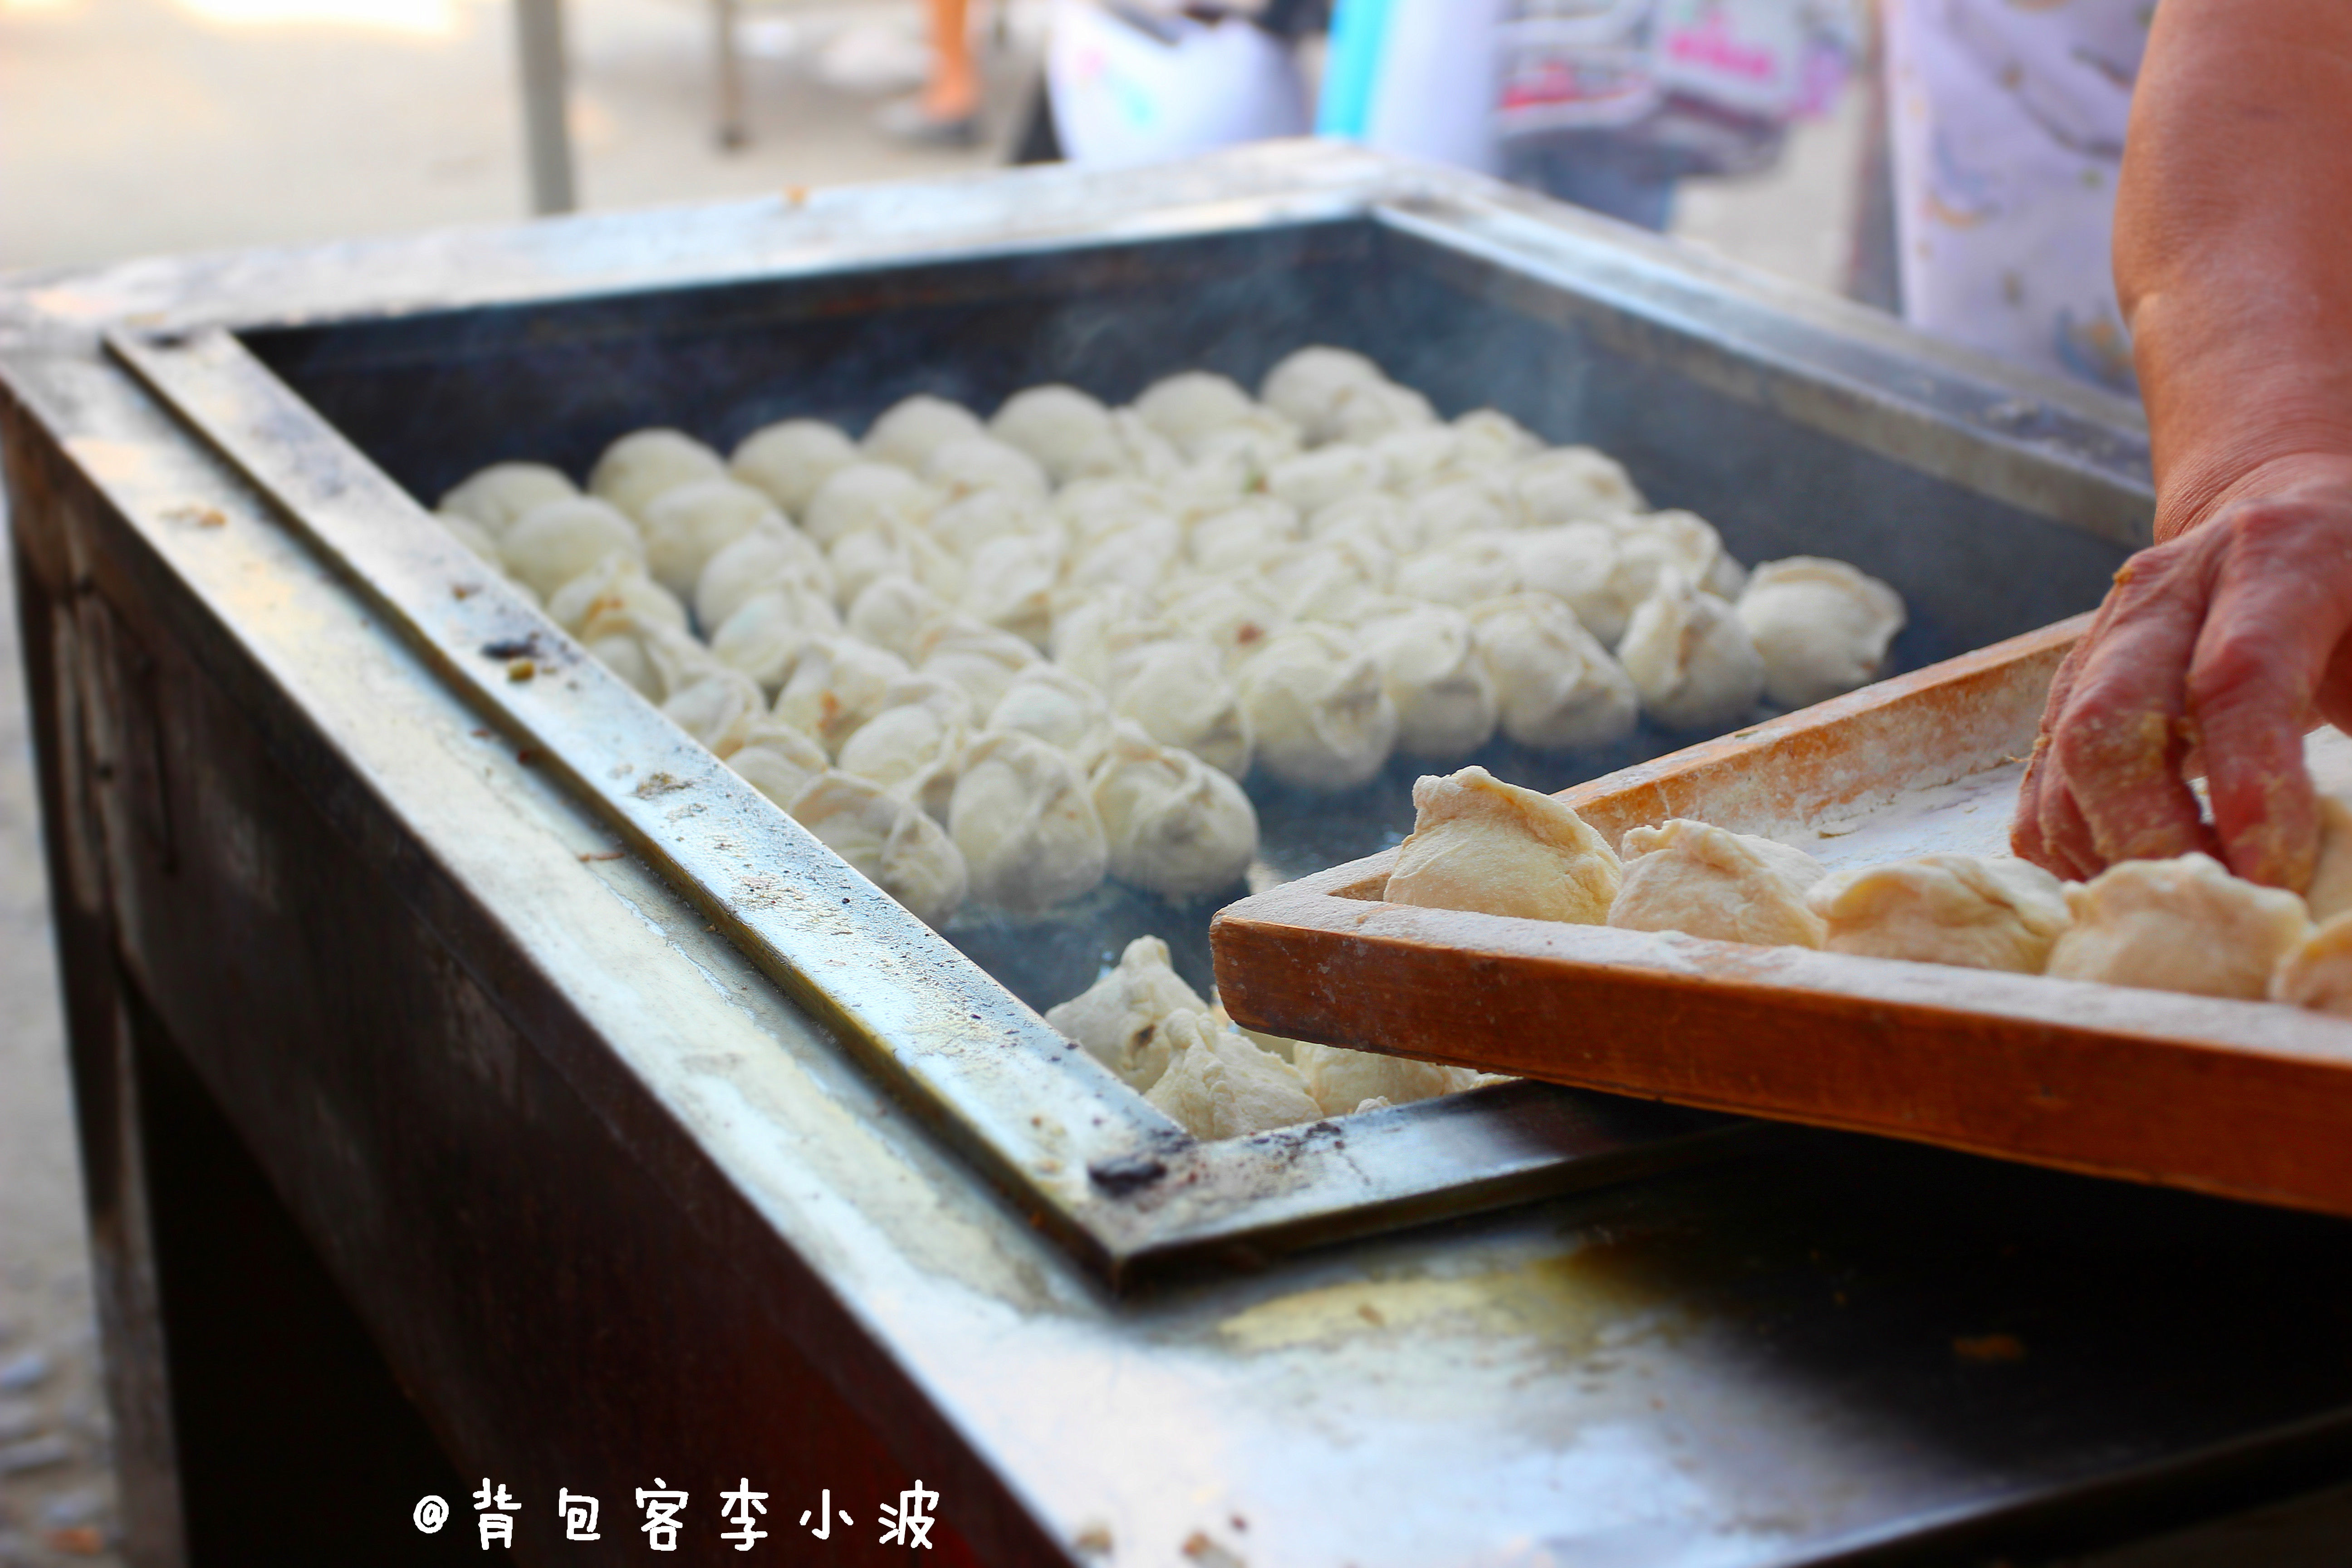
[1212,613,2352,1219]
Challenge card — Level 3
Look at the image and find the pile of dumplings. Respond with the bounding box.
[434,345,1906,932]
[1044,936,1494,1141]
[1384,764,2352,1021]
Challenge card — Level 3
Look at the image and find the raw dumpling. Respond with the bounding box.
[1267,446,1387,515]
[948,730,1109,912]
[1261,539,1393,624]
[1468,593,1639,751]
[660,666,767,758]
[1159,579,1287,668]
[544,550,688,637]
[1506,523,1624,641]
[773,636,913,754]
[929,489,1053,565]
[915,615,1042,715]
[1358,603,1499,760]
[1190,497,1303,575]
[1089,721,1259,898]
[579,608,707,701]
[726,719,831,809]
[1308,491,1426,557]
[1511,446,1643,526]
[1736,558,1907,708]
[693,522,834,631]
[844,574,955,661]
[2271,913,2352,1016]
[800,462,941,548]
[1407,476,1519,540]
[730,419,859,516]
[1044,934,1208,1090]
[922,435,1051,506]
[1405,537,1522,608]
[2301,795,2352,923]
[638,479,786,598]
[1142,1009,1320,1139]
[439,461,576,536]
[1067,516,1184,596]
[863,394,987,472]
[500,497,645,600]
[587,428,726,521]
[1327,378,1437,446]
[1107,637,1253,779]
[1383,765,1621,923]
[1260,347,1385,441]
[1606,819,1827,948]
[2046,853,2311,999]
[959,532,1063,648]
[827,515,964,607]
[834,677,973,819]
[1049,585,1169,690]
[990,385,1120,482]
[704,582,840,696]
[1236,624,1398,791]
[1292,1040,1479,1117]
[1132,372,1258,455]
[1617,572,1766,733]
[1371,426,1466,496]
[988,664,1111,759]
[1451,408,1543,467]
[1639,510,1747,601]
[1808,853,2071,973]
[787,770,968,928]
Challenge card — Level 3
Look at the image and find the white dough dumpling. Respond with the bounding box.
[499,497,645,600]
[588,429,726,521]
[726,719,831,809]
[1358,603,1498,760]
[544,550,688,638]
[1237,624,1397,791]
[1512,446,1643,526]
[844,574,954,661]
[2302,795,2352,923]
[1143,1009,1320,1139]
[638,479,786,599]
[834,677,973,819]
[1809,854,2070,973]
[948,730,1109,912]
[987,663,1110,759]
[439,462,577,536]
[1606,819,1827,948]
[922,435,1051,505]
[1736,557,1907,708]
[693,522,833,631]
[660,666,767,758]
[773,635,913,754]
[2046,853,2311,1000]
[1292,1040,1479,1118]
[800,462,941,549]
[1109,637,1253,779]
[1468,593,1638,751]
[787,770,969,928]
[1089,721,1259,898]
[1259,347,1386,444]
[706,582,842,695]
[2271,913,2352,1016]
[1383,765,1622,923]
[915,615,1043,716]
[862,394,986,472]
[990,385,1122,484]
[1617,572,1766,734]
[730,419,859,515]
[1131,372,1261,456]
[1044,934,1207,1090]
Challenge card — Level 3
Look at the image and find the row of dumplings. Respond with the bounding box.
[1385,765,2352,1016]
[433,347,1904,928]
[1042,935,1497,1141]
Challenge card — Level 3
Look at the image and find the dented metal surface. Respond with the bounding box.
[16,145,2352,1568]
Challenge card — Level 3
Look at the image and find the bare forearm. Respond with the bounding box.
[2118,0,2352,540]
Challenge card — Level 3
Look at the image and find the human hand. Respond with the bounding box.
[2014,453,2352,890]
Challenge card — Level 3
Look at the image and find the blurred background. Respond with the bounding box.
[0,1,1878,1561]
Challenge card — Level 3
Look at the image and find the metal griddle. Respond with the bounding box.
[15,142,2352,1566]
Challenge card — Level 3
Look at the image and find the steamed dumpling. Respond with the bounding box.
[1383,765,1621,923]
[1259,346,1386,444]
[1511,446,1643,526]
[787,770,968,928]
[500,497,645,600]
[661,666,767,758]
[726,719,831,809]
[1808,853,2070,973]
[1358,603,1499,760]
[1089,721,1259,898]
[1268,445,1386,515]
[1405,537,1521,608]
[1109,637,1253,779]
[800,462,941,548]
[1292,1040,1479,1117]
[990,385,1120,484]
[1143,1009,1320,1139]
[1605,819,1827,948]
[699,583,837,696]
[1736,558,1907,708]
[827,515,964,608]
[730,418,859,516]
[1131,372,1261,456]
[1506,524,1624,642]
[439,461,577,536]
[1451,408,1543,468]
[844,574,954,662]
[587,428,725,521]
[1639,510,1747,602]
[922,435,1051,506]
[834,677,973,819]
[544,550,688,637]
[948,730,1109,912]
[1236,624,1397,791]
[1159,579,1288,668]
[862,394,986,472]
[915,615,1043,715]
[773,636,913,754]
[987,664,1112,760]
[958,531,1063,648]
[693,521,834,631]
[1190,497,1303,575]
[1308,491,1426,557]
[1468,593,1638,751]
[1044,934,1207,1090]
[928,489,1054,564]
[1406,476,1519,541]
[2046,853,2311,999]
[1617,572,1766,734]
[638,478,787,598]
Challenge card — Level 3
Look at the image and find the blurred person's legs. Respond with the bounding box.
[882,0,981,144]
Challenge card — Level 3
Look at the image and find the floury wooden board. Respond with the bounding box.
[1212,613,2352,1219]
